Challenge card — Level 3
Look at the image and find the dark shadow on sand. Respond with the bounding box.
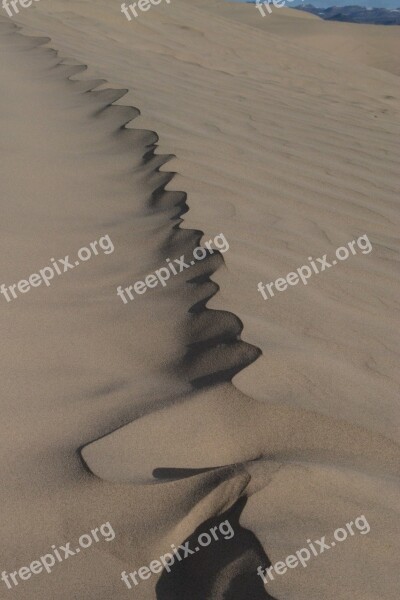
[156,496,277,600]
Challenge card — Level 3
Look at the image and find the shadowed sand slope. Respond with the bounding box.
[1,2,400,599]
[0,21,268,600]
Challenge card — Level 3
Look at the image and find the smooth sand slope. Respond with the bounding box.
[198,1,400,76]
[1,2,400,599]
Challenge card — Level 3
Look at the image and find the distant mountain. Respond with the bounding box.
[245,0,400,8]
[294,3,400,23]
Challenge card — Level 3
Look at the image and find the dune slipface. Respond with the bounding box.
[1,1,400,600]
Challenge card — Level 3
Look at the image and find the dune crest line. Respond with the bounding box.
[0,19,274,599]
[2,18,400,600]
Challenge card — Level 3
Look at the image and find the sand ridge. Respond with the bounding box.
[1,2,400,599]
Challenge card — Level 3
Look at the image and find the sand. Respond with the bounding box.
[1,2,399,599]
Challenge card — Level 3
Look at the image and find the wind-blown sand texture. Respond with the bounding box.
[1,1,399,599]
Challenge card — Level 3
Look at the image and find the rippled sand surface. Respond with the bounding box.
[1,2,399,598]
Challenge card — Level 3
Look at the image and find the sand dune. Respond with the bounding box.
[1,1,400,599]
[197,1,400,76]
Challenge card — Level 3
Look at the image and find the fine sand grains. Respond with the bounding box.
[1,2,400,599]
